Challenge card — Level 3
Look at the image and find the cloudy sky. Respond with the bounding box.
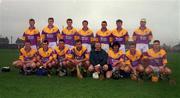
[0,0,180,46]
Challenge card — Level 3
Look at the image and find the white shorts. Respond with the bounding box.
[31,45,37,50]
[82,43,91,52]
[149,65,160,72]
[65,44,74,49]
[136,43,149,53]
[119,44,126,53]
[49,42,57,49]
[101,44,109,52]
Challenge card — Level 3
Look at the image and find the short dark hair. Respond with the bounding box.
[102,21,107,24]
[153,40,160,44]
[24,40,31,44]
[75,39,82,44]
[59,39,65,43]
[82,20,88,24]
[112,41,120,48]
[116,19,123,23]
[29,18,35,22]
[43,40,49,44]
[66,18,72,22]
[48,17,54,21]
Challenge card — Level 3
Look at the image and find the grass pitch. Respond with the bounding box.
[0,49,180,98]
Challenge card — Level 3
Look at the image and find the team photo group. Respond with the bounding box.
[12,17,172,81]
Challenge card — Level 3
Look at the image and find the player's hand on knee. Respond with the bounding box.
[43,63,47,68]
[95,64,100,72]
[88,65,94,72]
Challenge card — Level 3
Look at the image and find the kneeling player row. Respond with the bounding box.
[12,39,171,80]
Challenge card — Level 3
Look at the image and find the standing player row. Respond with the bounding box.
[22,18,152,53]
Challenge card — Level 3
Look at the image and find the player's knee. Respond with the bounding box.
[106,71,112,79]
[85,61,90,65]
[124,66,130,73]
[145,67,152,74]
[137,65,144,72]
[158,66,164,73]
[88,65,94,72]
[165,67,172,75]
[31,62,36,69]
[12,61,19,65]
[52,61,56,65]
[62,61,67,66]
[103,64,108,71]
[47,63,52,68]
[36,62,40,67]
[95,66,100,72]
[16,61,23,66]
[119,66,124,71]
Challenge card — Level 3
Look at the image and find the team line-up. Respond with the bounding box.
[12,18,172,81]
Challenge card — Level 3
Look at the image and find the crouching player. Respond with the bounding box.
[36,40,55,77]
[144,40,172,80]
[125,42,144,80]
[89,42,109,79]
[54,39,71,77]
[106,42,129,79]
[12,40,37,74]
[68,40,90,77]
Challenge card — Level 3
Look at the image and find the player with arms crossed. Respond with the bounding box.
[133,18,153,53]
[96,21,112,52]
[77,20,94,52]
[111,19,129,53]
[41,17,60,49]
[61,18,78,49]
[21,19,40,49]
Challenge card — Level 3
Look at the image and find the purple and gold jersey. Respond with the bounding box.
[70,46,89,60]
[126,50,142,67]
[38,48,54,63]
[133,28,152,44]
[54,46,71,61]
[111,28,129,45]
[22,28,40,45]
[96,29,112,44]
[77,28,94,44]
[41,26,60,42]
[19,47,37,61]
[107,49,124,67]
[61,27,78,46]
[144,48,167,67]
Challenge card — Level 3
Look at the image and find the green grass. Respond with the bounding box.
[0,49,180,98]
